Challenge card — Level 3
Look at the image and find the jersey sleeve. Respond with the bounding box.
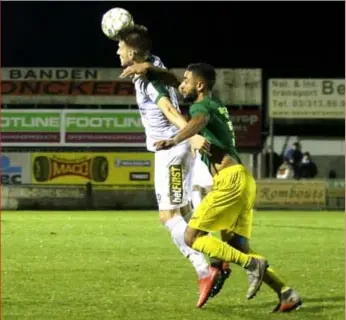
[189,102,210,118]
[145,80,169,104]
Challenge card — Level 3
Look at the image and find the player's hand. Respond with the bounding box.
[154,139,176,151]
[190,146,198,158]
[120,62,151,78]
[190,135,211,156]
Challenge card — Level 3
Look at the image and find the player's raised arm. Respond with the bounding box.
[144,81,186,128]
[156,96,188,129]
[120,62,181,87]
[145,80,209,151]
[172,113,210,145]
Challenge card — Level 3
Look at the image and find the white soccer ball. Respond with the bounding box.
[101,8,134,40]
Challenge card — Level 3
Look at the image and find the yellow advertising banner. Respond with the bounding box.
[31,152,154,189]
[256,180,326,206]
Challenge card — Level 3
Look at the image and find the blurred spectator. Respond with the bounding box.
[297,152,318,179]
[276,160,294,179]
[328,169,337,179]
[284,142,303,178]
[264,146,282,178]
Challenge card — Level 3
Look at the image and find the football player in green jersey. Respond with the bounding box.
[120,62,302,312]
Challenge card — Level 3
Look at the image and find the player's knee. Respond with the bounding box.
[184,227,206,247]
[180,203,192,216]
[229,234,250,253]
[159,209,180,224]
[204,185,213,194]
[182,210,193,223]
[192,185,201,192]
[221,230,234,243]
[184,228,194,247]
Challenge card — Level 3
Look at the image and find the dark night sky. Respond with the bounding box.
[1,1,345,78]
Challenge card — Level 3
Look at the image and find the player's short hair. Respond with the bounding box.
[117,24,152,56]
[187,63,216,90]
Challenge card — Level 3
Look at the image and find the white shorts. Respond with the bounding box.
[191,152,213,188]
[155,142,192,211]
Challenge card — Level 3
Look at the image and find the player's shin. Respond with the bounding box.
[164,214,209,279]
[263,267,288,294]
[228,235,287,297]
[191,235,252,267]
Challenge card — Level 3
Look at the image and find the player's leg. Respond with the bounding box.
[227,232,302,312]
[185,166,268,306]
[190,155,226,270]
[155,145,210,280]
[224,182,302,313]
[181,148,224,307]
[181,153,231,307]
[203,185,213,194]
[196,184,232,296]
[224,172,272,300]
[183,197,231,301]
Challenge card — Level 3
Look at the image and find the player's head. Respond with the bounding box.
[179,63,216,103]
[117,24,152,67]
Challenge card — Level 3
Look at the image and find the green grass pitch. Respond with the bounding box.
[2,210,344,320]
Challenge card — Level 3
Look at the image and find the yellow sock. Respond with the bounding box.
[264,267,289,294]
[192,235,251,267]
[249,251,288,293]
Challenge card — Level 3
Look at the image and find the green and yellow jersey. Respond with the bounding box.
[189,96,242,170]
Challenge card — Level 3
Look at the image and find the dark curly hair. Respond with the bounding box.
[187,63,216,90]
[117,24,151,56]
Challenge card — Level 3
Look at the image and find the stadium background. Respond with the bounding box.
[1,2,344,320]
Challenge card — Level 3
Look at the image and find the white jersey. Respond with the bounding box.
[191,152,213,188]
[133,55,180,152]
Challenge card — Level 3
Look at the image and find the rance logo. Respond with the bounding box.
[33,155,109,183]
[169,165,183,204]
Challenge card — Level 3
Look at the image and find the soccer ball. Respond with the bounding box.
[101,8,134,40]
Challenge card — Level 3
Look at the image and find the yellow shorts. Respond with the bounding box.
[188,165,256,239]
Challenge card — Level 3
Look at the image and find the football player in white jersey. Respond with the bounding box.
[116,25,220,308]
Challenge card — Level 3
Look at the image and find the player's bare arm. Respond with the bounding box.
[155,114,210,151]
[120,61,151,77]
[173,114,209,145]
[156,97,209,152]
[156,96,188,129]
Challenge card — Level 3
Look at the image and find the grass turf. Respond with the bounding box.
[1,210,344,320]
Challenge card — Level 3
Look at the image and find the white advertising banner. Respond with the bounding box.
[268,78,345,119]
[1,67,262,106]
